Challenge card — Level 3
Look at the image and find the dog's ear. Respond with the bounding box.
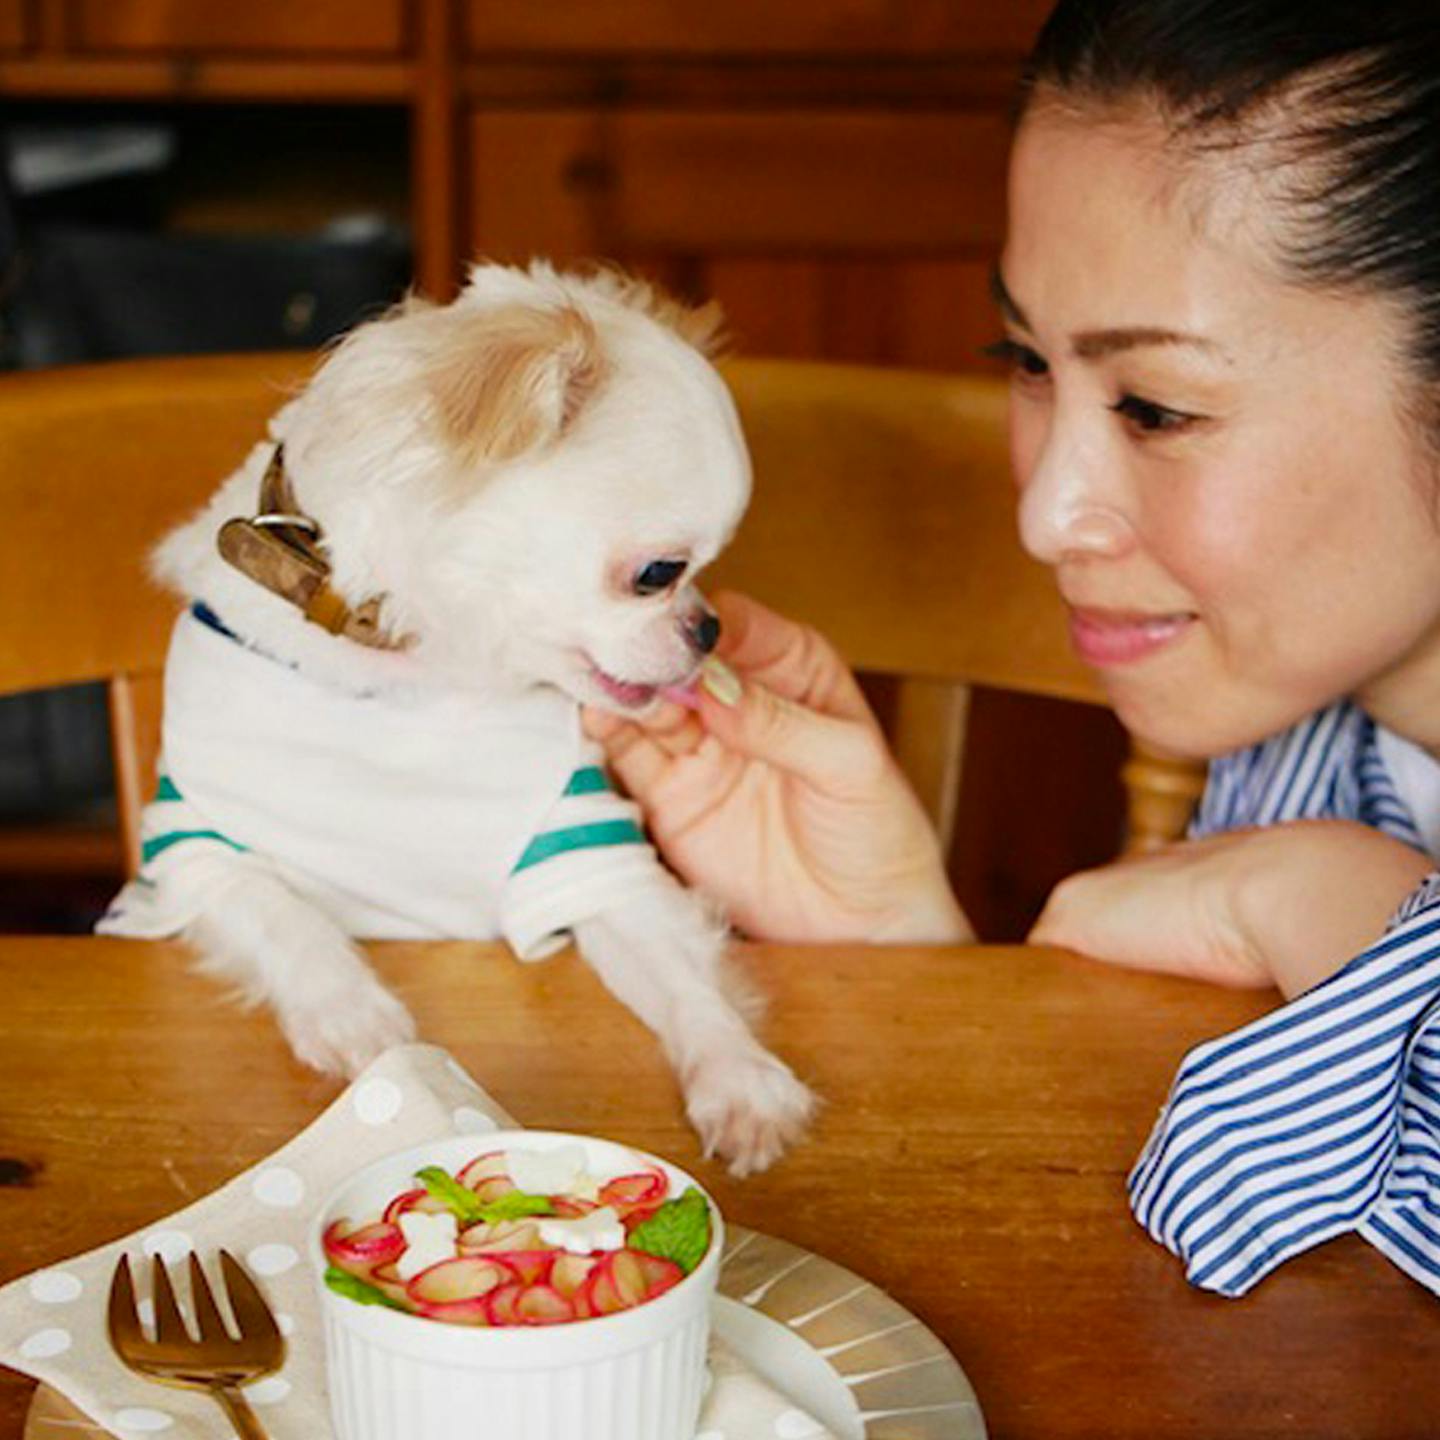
[569,266,729,359]
[428,302,608,465]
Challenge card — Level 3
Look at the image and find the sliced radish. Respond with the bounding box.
[610,1248,650,1306]
[456,1151,510,1190]
[458,1219,542,1254]
[323,1219,406,1273]
[470,1174,517,1203]
[490,1249,556,1287]
[367,1261,410,1306]
[622,1206,661,1234]
[411,1294,492,1325]
[383,1188,449,1224]
[585,1260,623,1316]
[407,1256,509,1305]
[598,1171,668,1214]
[549,1196,597,1219]
[584,1249,647,1315]
[633,1252,684,1299]
[550,1252,600,1300]
[485,1282,525,1327]
[515,1284,574,1326]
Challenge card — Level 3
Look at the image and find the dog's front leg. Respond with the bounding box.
[182,864,415,1077]
[572,881,817,1176]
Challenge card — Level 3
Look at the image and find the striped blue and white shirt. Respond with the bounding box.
[1129,700,1440,1297]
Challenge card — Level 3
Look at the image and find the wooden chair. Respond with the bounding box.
[0,351,1203,888]
[0,353,311,878]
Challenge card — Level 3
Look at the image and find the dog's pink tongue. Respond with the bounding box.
[660,681,702,712]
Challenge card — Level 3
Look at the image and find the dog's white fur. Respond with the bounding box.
[148,261,815,1175]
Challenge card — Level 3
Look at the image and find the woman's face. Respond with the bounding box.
[1001,104,1440,758]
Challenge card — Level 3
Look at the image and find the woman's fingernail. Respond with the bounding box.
[700,656,742,707]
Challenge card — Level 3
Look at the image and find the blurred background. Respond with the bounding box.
[0,0,1124,938]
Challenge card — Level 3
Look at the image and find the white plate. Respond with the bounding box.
[714,1227,986,1439]
[26,1227,986,1440]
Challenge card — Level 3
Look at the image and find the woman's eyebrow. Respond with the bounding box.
[1071,326,1223,360]
[989,266,1031,331]
[990,266,1225,361]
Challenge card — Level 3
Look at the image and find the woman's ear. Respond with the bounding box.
[427,302,608,465]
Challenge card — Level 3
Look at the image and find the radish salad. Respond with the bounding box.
[321,1143,713,1327]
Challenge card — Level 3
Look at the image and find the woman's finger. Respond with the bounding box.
[584,717,674,800]
[698,669,886,792]
[581,702,708,799]
[583,700,703,755]
[712,591,876,724]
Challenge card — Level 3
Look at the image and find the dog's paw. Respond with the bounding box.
[683,1049,818,1178]
[278,979,416,1079]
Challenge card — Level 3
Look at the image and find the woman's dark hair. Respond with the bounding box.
[1021,0,1440,433]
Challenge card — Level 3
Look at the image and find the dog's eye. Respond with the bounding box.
[632,559,687,596]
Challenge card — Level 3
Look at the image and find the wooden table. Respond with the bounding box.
[0,937,1434,1438]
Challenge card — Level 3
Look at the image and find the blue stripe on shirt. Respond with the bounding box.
[1133,706,1440,1297]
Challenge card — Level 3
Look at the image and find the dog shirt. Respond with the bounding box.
[98,606,660,959]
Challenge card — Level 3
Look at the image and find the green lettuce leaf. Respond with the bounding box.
[628,1187,712,1275]
[414,1165,485,1224]
[476,1190,554,1222]
[413,1166,553,1226]
[323,1265,406,1311]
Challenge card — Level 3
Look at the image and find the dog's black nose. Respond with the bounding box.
[689,611,721,654]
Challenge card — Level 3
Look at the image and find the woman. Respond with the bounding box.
[588,0,1440,1297]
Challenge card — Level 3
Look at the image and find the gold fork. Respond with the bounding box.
[107,1250,285,1440]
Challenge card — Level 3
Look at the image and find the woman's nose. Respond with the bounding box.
[1016,424,1136,566]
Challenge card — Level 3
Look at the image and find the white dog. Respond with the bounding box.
[99,261,815,1175]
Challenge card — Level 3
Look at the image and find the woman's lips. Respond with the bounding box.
[1067,607,1195,666]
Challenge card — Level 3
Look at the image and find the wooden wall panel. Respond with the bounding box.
[468,109,1010,261]
[70,0,407,55]
[463,0,1055,57]
[709,258,1003,369]
[0,1,26,50]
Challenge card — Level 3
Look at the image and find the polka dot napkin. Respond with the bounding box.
[0,1043,835,1439]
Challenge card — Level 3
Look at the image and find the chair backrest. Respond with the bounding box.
[0,352,1202,879]
[0,352,313,872]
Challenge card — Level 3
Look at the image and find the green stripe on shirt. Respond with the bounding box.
[563,766,612,796]
[155,774,182,802]
[512,819,645,873]
[142,829,247,864]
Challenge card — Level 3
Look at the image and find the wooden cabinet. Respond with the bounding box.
[468,110,1009,258]
[70,0,407,55]
[0,0,27,51]
[466,107,1011,369]
[463,0,1055,57]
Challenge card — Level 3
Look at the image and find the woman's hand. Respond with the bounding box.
[583,591,971,944]
[1030,819,1435,997]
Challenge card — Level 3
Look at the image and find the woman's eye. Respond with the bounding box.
[1110,394,1198,435]
[632,558,687,596]
[982,337,1050,380]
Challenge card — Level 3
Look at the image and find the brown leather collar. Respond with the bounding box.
[216,445,411,650]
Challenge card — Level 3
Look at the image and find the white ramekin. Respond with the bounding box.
[310,1130,723,1440]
